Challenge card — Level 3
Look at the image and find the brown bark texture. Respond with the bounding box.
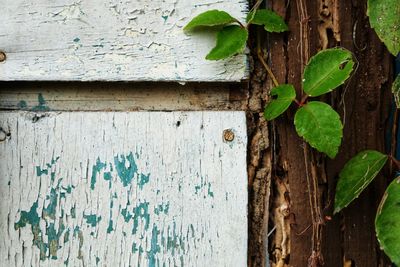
[247,0,394,266]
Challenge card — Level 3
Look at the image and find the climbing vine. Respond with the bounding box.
[184,0,400,265]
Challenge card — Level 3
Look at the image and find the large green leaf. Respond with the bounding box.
[206,25,248,60]
[334,150,387,213]
[184,10,237,32]
[376,177,400,265]
[294,101,343,158]
[368,0,400,56]
[247,9,288,32]
[303,48,355,97]
[264,84,296,120]
[392,74,400,109]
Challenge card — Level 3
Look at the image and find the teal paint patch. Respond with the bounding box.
[91,157,107,190]
[15,201,48,260]
[107,198,114,233]
[70,205,76,219]
[103,172,112,189]
[73,37,80,42]
[154,202,170,215]
[121,207,133,222]
[162,15,168,22]
[36,166,48,176]
[84,214,102,227]
[137,173,150,190]
[132,201,150,234]
[148,224,161,267]
[43,188,58,219]
[107,219,114,234]
[96,256,100,265]
[36,156,60,177]
[207,182,214,197]
[31,93,50,111]
[103,172,112,181]
[114,152,137,187]
[18,100,27,108]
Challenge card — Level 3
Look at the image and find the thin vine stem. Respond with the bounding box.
[390,108,399,174]
[257,51,279,87]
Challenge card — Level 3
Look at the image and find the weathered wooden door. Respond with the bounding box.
[0,1,249,266]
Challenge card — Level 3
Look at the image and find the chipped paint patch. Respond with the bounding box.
[2,111,247,266]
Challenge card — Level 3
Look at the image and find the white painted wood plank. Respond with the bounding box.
[0,0,248,82]
[0,111,247,266]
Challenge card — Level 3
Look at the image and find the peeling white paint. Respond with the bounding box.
[0,111,248,266]
[0,0,248,81]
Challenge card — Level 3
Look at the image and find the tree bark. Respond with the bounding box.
[248,0,393,266]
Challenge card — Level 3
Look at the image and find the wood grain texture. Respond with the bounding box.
[0,82,247,111]
[0,111,248,266]
[0,0,248,82]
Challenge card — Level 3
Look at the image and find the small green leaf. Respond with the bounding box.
[294,101,343,158]
[184,10,237,32]
[247,9,288,32]
[376,177,400,265]
[303,48,355,97]
[368,0,400,56]
[334,150,387,213]
[264,84,296,120]
[206,25,248,60]
[392,74,400,109]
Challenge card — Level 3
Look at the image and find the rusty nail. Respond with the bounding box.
[0,51,6,62]
[223,129,235,142]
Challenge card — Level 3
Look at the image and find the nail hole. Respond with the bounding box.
[0,51,6,62]
[176,121,181,127]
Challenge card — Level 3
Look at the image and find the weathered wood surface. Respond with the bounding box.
[0,0,248,82]
[0,82,247,111]
[0,111,248,266]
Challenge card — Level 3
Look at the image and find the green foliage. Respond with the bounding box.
[334,150,387,213]
[184,9,287,60]
[392,74,400,109]
[206,25,248,60]
[367,0,400,56]
[183,10,236,32]
[247,9,288,32]
[375,177,400,265]
[264,84,296,120]
[303,48,355,97]
[294,101,343,158]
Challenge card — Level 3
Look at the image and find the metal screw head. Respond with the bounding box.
[223,129,235,142]
[0,51,6,62]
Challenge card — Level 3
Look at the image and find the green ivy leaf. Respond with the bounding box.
[264,84,296,120]
[334,150,387,213]
[303,48,355,97]
[246,9,288,32]
[368,0,400,56]
[184,10,237,32]
[376,177,400,266]
[206,25,248,60]
[294,101,343,158]
[392,74,400,109]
